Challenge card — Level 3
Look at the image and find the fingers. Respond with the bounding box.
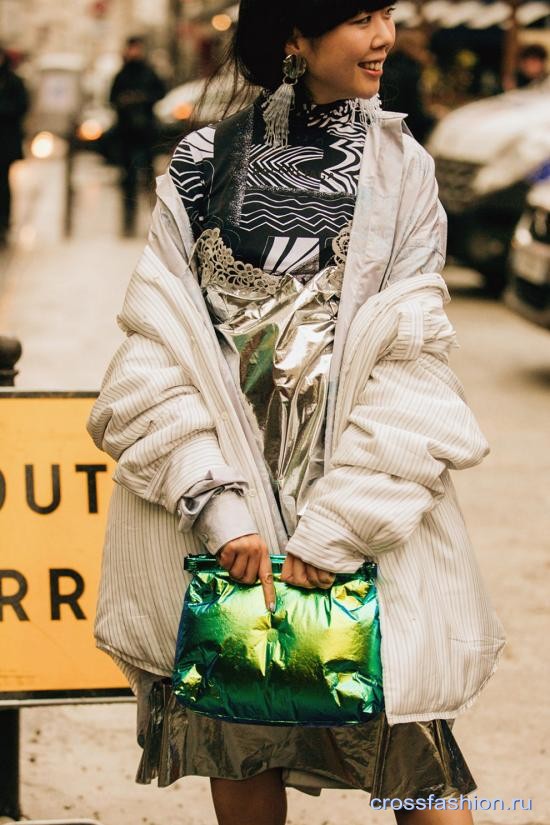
[241,554,261,585]
[259,553,276,613]
[217,542,335,607]
[280,553,335,590]
[305,563,335,590]
[289,556,314,588]
[280,553,294,583]
[217,535,257,580]
[228,551,249,581]
[217,546,236,571]
[217,534,267,589]
[281,555,314,589]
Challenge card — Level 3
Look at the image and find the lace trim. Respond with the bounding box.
[195,224,352,298]
[195,228,282,297]
[331,220,351,273]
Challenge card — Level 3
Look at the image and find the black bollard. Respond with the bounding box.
[0,709,20,819]
[0,335,22,387]
[0,334,22,819]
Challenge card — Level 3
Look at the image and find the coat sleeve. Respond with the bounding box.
[285,298,489,571]
[286,139,471,571]
[87,168,258,553]
[87,327,257,548]
[385,137,448,286]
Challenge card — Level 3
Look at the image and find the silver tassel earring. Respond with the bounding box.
[263,54,307,148]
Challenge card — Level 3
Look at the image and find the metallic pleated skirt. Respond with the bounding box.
[135,676,477,799]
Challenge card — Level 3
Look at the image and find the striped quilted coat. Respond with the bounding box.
[88,110,506,725]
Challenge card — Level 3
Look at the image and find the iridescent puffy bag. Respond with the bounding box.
[172,554,384,726]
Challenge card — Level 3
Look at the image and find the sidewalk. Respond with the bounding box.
[0,235,140,389]
[0,154,150,390]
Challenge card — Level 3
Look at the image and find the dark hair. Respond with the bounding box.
[126,35,145,48]
[235,0,392,89]
[519,44,548,62]
[186,1,391,141]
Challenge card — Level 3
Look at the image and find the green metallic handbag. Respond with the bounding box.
[172,554,384,726]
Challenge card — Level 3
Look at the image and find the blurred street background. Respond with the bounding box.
[1,1,550,824]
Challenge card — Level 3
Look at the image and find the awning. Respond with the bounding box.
[200,1,550,30]
[413,0,550,28]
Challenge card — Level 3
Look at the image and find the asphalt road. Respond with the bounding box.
[1,155,548,824]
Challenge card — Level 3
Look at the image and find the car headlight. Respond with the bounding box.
[171,102,194,121]
[77,119,104,142]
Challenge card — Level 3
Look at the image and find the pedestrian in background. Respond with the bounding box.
[109,36,165,236]
[88,3,506,824]
[380,28,436,144]
[515,43,548,88]
[0,46,28,247]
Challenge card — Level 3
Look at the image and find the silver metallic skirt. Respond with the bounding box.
[135,677,477,798]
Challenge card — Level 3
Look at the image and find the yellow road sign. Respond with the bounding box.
[0,392,131,703]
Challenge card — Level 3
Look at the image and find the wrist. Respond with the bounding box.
[195,491,258,555]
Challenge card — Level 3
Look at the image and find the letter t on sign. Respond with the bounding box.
[75,464,107,513]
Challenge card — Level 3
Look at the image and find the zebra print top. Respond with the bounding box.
[169,91,367,281]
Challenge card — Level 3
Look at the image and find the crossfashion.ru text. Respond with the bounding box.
[370,795,533,811]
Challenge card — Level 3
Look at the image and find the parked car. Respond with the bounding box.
[74,103,116,156]
[505,179,550,329]
[155,74,237,133]
[73,53,120,157]
[427,78,550,295]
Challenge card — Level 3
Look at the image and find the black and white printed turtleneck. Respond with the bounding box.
[169,88,368,282]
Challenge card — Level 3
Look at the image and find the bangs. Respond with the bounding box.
[296,0,393,37]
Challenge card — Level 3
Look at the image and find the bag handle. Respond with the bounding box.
[184,553,377,580]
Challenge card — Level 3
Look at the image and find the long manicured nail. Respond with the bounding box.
[269,602,276,613]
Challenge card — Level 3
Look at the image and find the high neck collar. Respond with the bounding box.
[259,84,358,129]
[297,95,357,126]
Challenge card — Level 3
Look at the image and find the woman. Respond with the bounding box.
[0,46,28,246]
[88,2,506,824]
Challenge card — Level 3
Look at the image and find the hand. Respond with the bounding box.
[217,534,276,612]
[280,553,336,590]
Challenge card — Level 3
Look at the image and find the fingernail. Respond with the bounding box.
[269,601,276,613]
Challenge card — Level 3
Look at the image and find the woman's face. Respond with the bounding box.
[289,6,397,104]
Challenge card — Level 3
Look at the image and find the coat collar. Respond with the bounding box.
[324,112,409,464]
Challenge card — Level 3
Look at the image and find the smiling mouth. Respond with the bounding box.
[358,61,385,72]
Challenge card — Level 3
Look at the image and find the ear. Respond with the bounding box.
[285,27,305,57]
